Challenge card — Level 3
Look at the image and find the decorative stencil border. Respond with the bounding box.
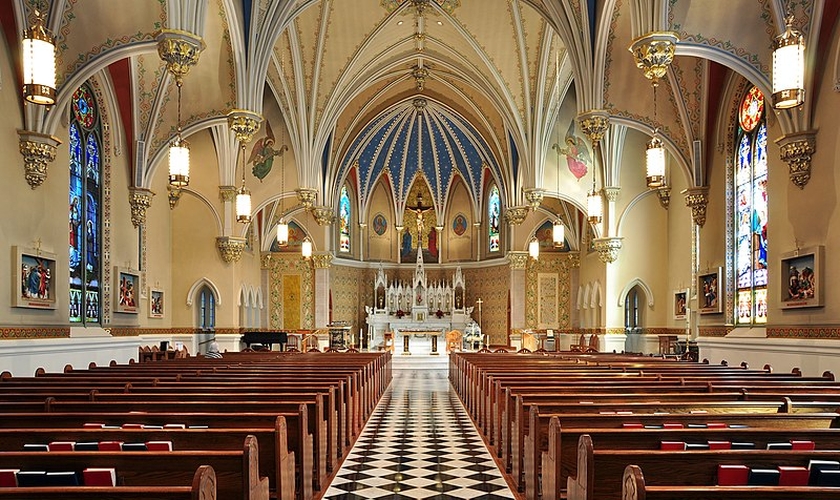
[0,328,71,339]
[768,327,840,339]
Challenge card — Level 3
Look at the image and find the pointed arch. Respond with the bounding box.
[186,278,222,307]
[590,281,603,309]
[617,278,655,307]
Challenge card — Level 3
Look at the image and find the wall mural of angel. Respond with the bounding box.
[557,120,591,181]
[249,121,283,182]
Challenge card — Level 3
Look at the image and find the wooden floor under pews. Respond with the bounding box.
[451,350,840,500]
[0,350,391,500]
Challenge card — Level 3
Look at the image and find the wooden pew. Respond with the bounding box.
[622,464,840,500]
[567,434,840,500]
[0,435,268,500]
[0,408,312,500]
[0,464,216,500]
[540,416,840,500]
[0,418,295,500]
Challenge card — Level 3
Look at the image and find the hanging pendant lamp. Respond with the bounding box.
[21,1,56,106]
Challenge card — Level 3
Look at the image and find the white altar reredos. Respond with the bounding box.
[365,249,479,354]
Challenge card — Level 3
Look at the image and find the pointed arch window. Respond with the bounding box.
[488,185,500,252]
[339,185,351,253]
[69,83,102,324]
[734,86,768,325]
[198,286,216,330]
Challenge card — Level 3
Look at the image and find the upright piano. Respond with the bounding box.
[240,331,289,350]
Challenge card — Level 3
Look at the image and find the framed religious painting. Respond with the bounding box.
[673,289,688,320]
[149,288,164,318]
[697,268,722,314]
[114,267,140,314]
[12,246,57,309]
[780,246,824,309]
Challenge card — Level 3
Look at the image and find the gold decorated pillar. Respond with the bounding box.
[128,187,155,228]
[776,132,816,189]
[507,251,528,334]
[18,131,61,189]
[312,252,333,328]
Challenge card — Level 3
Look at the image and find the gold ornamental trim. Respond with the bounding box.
[311,205,335,226]
[296,188,318,209]
[593,236,623,264]
[216,236,246,263]
[219,185,237,203]
[507,251,529,270]
[628,31,679,84]
[18,130,61,189]
[776,132,815,190]
[128,187,155,228]
[683,186,709,227]
[227,109,263,144]
[156,29,205,84]
[523,188,545,209]
[577,110,610,144]
[503,205,530,225]
[312,252,333,269]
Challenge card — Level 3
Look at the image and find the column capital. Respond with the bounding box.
[168,186,183,209]
[523,188,545,209]
[295,188,318,209]
[311,205,336,226]
[602,186,621,203]
[216,236,246,263]
[156,29,205,84]
[628,31,679,85]
[219,185,237,203]
[17,130,61,189]
[683,186,710,227]
[593,236,623,264]
[656,186,671,209]
[227,109,263,144]
[128,187,155,228]
[507,251,529,270]
[776,132,816,189]
[504,205,530,225]
[577,110,610,144]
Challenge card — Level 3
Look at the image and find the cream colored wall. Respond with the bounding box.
[142,170,174,328]
[366,180,395,262]
[445,179,473,261]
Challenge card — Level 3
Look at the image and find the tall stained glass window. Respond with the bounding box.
[734,86,768,325]
[339,185,351,252]
[488,185,500,252]
[69,84,102,323]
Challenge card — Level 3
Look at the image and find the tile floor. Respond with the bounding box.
[322,356,516,499]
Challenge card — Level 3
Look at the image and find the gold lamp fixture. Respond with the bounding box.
[772,11,805,109]
[586,171,602,225]
[646,84,666,188]
[276,144,289,246]
[235,143,251,223]
[21,0,56,105]
[168,80,190,188]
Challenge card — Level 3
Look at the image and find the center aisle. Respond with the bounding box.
[322,354,516,499]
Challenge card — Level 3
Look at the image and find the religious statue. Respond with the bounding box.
[407,192,434,249]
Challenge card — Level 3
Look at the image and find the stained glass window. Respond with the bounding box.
[734,86,767,325]
[339,185,351,252]
[199,286,215,330]
[488,185,500,252]
[69,83,101,324]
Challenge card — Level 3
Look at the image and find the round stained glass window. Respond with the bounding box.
[72,86,96,130]
[739,86,764,133]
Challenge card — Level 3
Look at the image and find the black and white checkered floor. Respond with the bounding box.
[322,360,516,499]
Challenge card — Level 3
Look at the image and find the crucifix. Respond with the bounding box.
[407,192,434,249]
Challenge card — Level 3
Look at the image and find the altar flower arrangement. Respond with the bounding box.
[395,309,405,318]
[435,309,444,318]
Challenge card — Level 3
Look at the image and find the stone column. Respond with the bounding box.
[312,252,333,328]
[507,251,528,335]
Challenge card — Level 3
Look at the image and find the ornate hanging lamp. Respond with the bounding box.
[586,171,602,225]
[22,0,55,105]
[772,12,805,109]
[168,80,190,188]
[276,146,289,245]
[528,236,539,259]
[235,143,251,223]
[301,237,313,258]
[646,84,666,188]
[552,138,565,247]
